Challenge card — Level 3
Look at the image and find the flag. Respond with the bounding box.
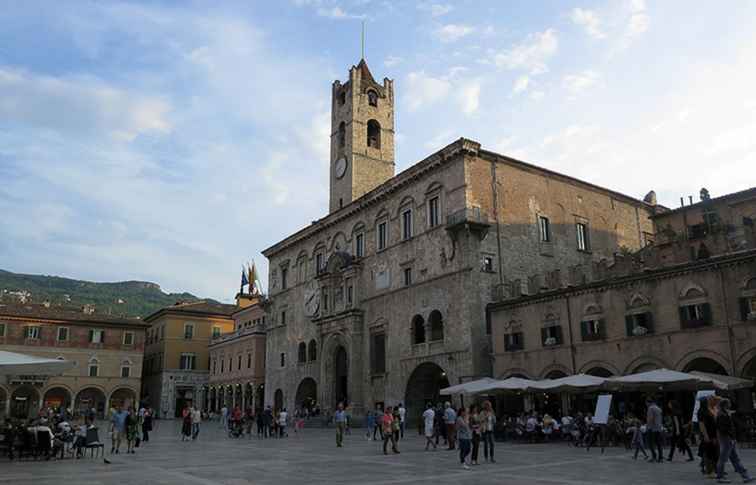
[248,262,258,294]
[241,267,249,288]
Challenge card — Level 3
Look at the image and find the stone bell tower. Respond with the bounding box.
[329,59,395,213]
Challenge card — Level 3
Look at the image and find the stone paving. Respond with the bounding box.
[2,421,756,484]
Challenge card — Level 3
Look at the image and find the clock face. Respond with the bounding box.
[304,283,321,317]
[335,156,347,179]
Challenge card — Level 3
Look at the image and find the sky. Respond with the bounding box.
[1,1,755,302]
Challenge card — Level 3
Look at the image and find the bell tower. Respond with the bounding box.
[329,59,395,213]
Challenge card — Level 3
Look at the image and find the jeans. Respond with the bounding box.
[446,423,456,449]
[482,431,495,460]
[633,439,648,459]
[191,423,200,440]
[400,421,405,439]
[459,438,471,464]
[647,430,663,461]
[383,432,398,453]
[717,437,750,480]
[335,422,345,447]
[471,433,480,462]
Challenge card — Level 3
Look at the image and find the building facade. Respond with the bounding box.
[488,187,756,389]
[207,295,267,412]
[0,303,147,419]
[141,301,236,418]
[262,59,656,422]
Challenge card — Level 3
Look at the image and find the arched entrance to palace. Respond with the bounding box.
[295,378,318,413]
[43,387,72,411]
[586,367,614,378]
[684,357,728,375]
[334,346,348,407]
[274,389,284,411]
[404,362,450,427]
[75,387,107,419]
[110,388,137,410]
[11,385,40,419]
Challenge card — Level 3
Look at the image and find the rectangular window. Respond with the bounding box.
[57,327,69,342]
[428,196,440,227]
[581,319,605,341]
[123,331,134,346]
[280,352,286,368]
[377,221,387,250]
[0,323,5,337]
[213,359,217,375]
[625,313,654,336]
[347,284,353,305]
[355,233,365,258]
[281,310,286,326]
[504,332,524,352]
[121,366,131,378]
[680,303,712,329]
[539,216,551,242]
[403,267,412,286]
[316,253,324,274]
[88,364,99,377]
[180,353,196,370]
[281,268,288,290]
[238,355,242,370]
[212,326,221,338]
[247,353,252,368]
[402,209,413,240]
[88,329,104,343]
[576,223,590,251]
[26,326,41,339]
[221,359,225,373]
[482,256,494,273]
[541,326,562,346]
[371,333,386,374]
[184,324,194,340]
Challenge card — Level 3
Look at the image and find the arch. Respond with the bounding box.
[412,315,426,344]
[496,368,533,379]
[274,389,284,412]
[42,385,73,410]
[295,377,318,411]
[679,282,707,299]
[425,181,443,195]
[333,345,348,406]
[429,310,444,341]
[675,349,731,375]
[338,121,345,148]
[298,342,307,364]
[585,367,614,378]
[396,196,416,215]
[583,304,602,315]
[328,231,348,253]
[109,387,138,410]
[74,386,107,419]
[320,332,352,408]
[743,277,756,291]
[404,362,450,427]
[540,363,571,379]
[367,89,378,107]
[579,360,620,376]
[544,370,568,380]
[682,357,728,375]
[11,385,40,419]
[741,353,756,380]
[629,292,650,308]
[308,339,318,361]
[367,119,381,148]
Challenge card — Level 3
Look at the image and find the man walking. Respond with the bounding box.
[110,405,128,454]
[335,403,347,447]
[715,398,753,483]
[444,402,457,450]
[382,406,399,454]
[191,406,201,440]
[398,402,406,439]
[646,398,664,463]
[423,403,437,451]
[221,404,229,431]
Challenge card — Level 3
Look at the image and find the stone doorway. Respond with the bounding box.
[404,362,450,427]
[334,346,348,407]
[295,378,318,413]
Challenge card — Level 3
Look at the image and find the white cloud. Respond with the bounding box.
[418,3,453,17]
[511,75,530,95]
[494,29,558,75]
[617,0,649,49]
[316,6,364,19]
[570,8,605,39]
[384,55,403,67]
[458,80,481,115]
[436,24,475,43]
[562,70,600,94]
[405,71,452,111]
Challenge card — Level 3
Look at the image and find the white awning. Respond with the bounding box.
[0,351,75,376]
[488,377,540,392]
[690,371,753,391]
[440,377,497,395]
[530,374,608,393]
[606,368,712,391]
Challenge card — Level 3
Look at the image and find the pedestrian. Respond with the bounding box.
[125,408,138,454]
[435,403,446,446]
[456,407,472,470]
[715,398,753,483]
[366,410,376,441]
[141,406,153,443]
[398,402,406,439]
[630,418,649,460]
[470,404,481,465]
[264,406,273,438]
[666,400,693,462]
[699,395,721,478]
[444,402,457,450]
[422,403,437,451]
[221,404,229,431]
[334,403,347,447]
[373,405,384,441]
[645,397,664,463]
[480,400,496,463]
[382,406,399,454]
[278,408,288,438]
[110,405,128,454]
[191,406,201,440]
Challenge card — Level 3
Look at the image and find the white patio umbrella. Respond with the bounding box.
[606,368,714,391]
[530,374,608,393]
[488,377,540,392]
[689,371,753,391]
[440,377,497,395]
[0,350,75,376]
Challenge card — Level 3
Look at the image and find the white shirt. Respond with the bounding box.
[398,406,406,423]
[191,409,201,424]
[422,409,435,429]
[279,411,288,426]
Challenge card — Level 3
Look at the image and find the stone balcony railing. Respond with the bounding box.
[211,323,265,344]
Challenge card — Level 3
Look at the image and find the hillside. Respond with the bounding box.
[0,269,212,318]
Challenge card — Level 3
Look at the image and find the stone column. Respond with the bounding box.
[241,385,246,411]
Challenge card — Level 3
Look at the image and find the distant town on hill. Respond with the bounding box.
[0,269,212,318]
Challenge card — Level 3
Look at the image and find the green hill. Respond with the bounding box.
[0,269,212,318]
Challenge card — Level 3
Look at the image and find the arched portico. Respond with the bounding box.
[404,362,450,427]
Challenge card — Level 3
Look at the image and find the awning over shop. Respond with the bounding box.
[690,371,753,391]
[0,350,75,376]
[530,374,608,393]
[440,377,497,395]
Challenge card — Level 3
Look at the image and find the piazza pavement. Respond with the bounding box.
[2,421,755,484]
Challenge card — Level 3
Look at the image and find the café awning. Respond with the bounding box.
[440,377,497,395]
[0,350,75,376]
[690,371,753,391]
[530,374,608,393]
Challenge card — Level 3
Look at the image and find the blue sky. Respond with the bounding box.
[1,1,755,302]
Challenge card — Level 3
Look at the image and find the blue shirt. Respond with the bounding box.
[112,410,128,432]
[367,413,376,427]
[444,407,457,424]
[334,410,347,423]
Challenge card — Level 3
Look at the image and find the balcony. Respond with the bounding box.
[446,207,490,241]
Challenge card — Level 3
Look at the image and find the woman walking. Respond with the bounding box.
[480,400,496,463]
[141,406,153,443]
[469,404,481,465]
[666,400,693,462]
[456,407,472,470]
[125,408,139,454]
[699,395,721,478]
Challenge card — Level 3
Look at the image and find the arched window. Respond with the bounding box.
[412,315,425,344]
[367,119,381,149]
[429,310,444,341]
[297,342,307,364]
[679,284,711,329]
[339,90,346,105]
[338,121,346,148]
[740,277,756,320]
[367,90,378,107]
[308,339,317,361]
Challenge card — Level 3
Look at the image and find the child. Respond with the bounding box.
[630,419,649,460]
